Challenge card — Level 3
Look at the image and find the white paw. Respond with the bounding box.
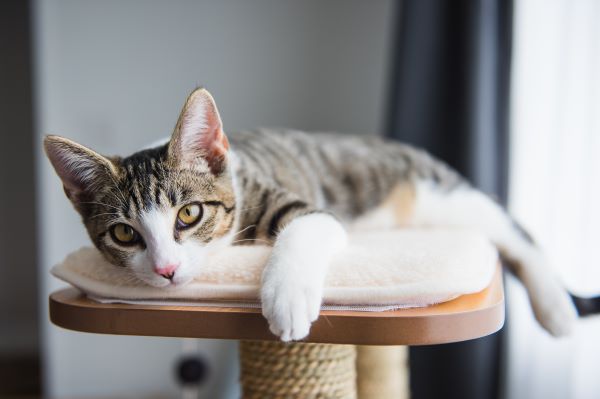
[261,271,322,342]
[259,212,346,341]
[532,285,578,337]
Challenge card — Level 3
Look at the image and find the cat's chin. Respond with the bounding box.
[139,275,194,289]
[171,275,194,287]
[142,278,172,288]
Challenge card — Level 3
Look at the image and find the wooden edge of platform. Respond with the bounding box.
[49,265,504,346]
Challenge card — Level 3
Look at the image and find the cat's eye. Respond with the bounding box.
[177,203,202,229]
[110,223,140,245]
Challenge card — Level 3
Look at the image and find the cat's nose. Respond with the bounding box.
[155,264,179,280]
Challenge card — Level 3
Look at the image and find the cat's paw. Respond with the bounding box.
[259,212,345,341]
[260,272,322,342]
[532,284,578,337]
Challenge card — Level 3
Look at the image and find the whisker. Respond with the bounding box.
[231,224,256,238]
[106,192,126,208]
[79,201,122,210]
[90,212,122,219]
[106,174,128,206]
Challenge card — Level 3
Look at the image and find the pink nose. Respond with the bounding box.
[154,264,179,280]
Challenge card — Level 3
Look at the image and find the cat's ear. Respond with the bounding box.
[168,88,229,174]
[44,135,118,202]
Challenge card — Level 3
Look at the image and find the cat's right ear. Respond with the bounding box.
[168,88,230,175]
[44,135,117,202]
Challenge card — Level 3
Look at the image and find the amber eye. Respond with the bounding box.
[110,223,139,245]
[177,203,202,229]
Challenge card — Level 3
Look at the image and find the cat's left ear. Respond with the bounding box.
[169,88,230,174]
[43,135,118,203]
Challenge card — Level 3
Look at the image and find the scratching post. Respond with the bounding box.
[239,341,357,398]
[356,345,409,399]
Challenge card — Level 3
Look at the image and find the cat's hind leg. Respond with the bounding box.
[410,180,577,336]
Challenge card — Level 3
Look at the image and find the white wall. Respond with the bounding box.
[34,1,395,397]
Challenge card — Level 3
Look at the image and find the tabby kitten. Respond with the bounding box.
[45,88,577,341]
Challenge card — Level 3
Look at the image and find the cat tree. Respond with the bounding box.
[49,266,503,398]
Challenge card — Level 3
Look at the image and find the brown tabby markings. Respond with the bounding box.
[229,129,466,244]
[44,88,582,339]
[50,129,467,264]
[66,143,235,267]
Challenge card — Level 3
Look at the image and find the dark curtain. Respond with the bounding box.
[0,0,40,396]
[386,1,513,398]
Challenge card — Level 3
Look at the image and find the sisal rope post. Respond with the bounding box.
[356,345,410,399]
[240,340,357,398]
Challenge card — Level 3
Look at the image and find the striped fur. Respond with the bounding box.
[46,130,463,261]
[230,129,464,242]
[44,88,578,339]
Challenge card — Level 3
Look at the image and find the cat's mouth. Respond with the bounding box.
[143,274,193,289]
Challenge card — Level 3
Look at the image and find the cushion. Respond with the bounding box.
[51,228,498,310]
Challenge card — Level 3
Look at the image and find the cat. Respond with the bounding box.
[45,87,580,341]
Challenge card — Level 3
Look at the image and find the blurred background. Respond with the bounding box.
[1,0,599,398]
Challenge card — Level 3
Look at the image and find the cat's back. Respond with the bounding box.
[228,128,407,166]
[228,128,449,180]
[229,129,424,215]
[228,128,464,219]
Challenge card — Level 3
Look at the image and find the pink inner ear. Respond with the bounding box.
[198,103,230,155]
[46,144,94,192]
[178,90,229,174]
[203,127,230,174]
[44,137,113,204]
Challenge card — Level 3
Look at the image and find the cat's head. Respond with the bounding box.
[44,88,237,287]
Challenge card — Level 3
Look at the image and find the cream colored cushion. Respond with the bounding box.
[52,228,498,310]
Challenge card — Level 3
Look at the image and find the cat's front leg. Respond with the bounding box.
[261,212,347,341]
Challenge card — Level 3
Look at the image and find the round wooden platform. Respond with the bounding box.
[49,266,504,346]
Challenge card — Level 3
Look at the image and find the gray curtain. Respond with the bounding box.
[386,1,512,398]
[0,0,40,396]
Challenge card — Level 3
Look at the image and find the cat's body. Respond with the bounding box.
[231,129,462,238]
[45,88,579,341]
